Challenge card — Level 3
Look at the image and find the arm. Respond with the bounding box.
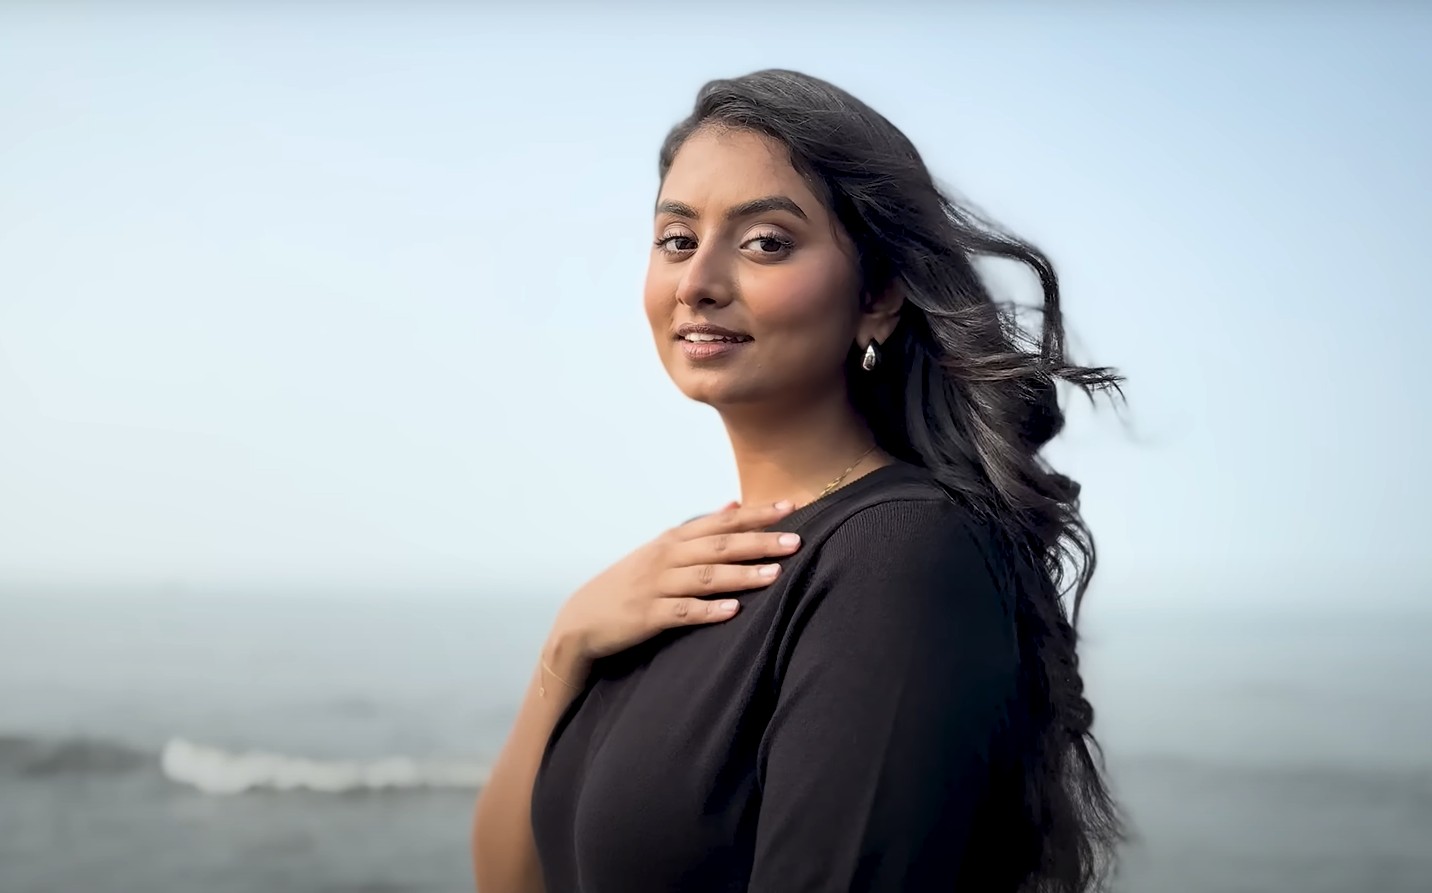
[748,500,1018,892]
[471,500,804,892]
[470,637,586,893]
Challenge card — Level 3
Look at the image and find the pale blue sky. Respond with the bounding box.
[2,5,1428,612]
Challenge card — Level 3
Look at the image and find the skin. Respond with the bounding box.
[470,126,902,893]
[645,126,903,507]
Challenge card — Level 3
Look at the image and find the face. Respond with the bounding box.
[644,127,883,410]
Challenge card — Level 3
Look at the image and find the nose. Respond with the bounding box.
[673,245,736,310]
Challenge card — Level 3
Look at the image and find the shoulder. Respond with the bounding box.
[773,468,1019,695]
[811,467,1002,587]
[793,468,1014,636]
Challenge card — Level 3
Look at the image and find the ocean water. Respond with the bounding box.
[1,590,1429,893]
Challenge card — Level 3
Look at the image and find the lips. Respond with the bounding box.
[673,322,752,363]
[674,323,752,344]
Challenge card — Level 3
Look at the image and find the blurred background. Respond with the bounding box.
[2,3,1429,892]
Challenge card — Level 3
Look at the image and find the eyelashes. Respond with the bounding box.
[654,234,697,253]
[746,231,795,255]
[654,230,795,258]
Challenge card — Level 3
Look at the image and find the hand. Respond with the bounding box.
[546,500,802,681]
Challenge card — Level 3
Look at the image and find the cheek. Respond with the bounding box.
[747,258,858,348]
[642,262,675,330]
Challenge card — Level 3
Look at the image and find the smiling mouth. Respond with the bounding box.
[678,333,753,344]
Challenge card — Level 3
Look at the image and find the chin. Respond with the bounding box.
[673,381,742,408]
[668,369,763,409]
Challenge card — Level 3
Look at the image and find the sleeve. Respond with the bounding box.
[747,499,1019,893]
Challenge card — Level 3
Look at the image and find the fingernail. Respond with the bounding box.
[719,599,739,612]
[778,533,801,547]
[758,564,780,578]
[773,500,793,511]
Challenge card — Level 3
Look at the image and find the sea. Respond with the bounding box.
[2,589,1429,893]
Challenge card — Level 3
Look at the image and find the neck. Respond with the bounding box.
[718,389,883,509]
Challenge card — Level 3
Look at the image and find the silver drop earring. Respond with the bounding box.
[861,340,881,372]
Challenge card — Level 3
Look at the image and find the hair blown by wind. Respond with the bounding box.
[659,69,1125,892]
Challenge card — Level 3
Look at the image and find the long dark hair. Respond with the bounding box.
[659,70,1124,892]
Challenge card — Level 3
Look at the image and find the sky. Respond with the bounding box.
[1,4,1428,613]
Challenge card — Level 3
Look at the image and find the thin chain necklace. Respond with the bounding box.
[816,444,879,499]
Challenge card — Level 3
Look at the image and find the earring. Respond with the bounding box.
[860,340,881,372]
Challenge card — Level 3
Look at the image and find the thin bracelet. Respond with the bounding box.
[539,658,581,699]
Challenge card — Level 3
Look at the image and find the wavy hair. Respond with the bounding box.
[658,70,1124,892]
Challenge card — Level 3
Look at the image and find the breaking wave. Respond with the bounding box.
[0,733,487,794]
[159,737,489,794]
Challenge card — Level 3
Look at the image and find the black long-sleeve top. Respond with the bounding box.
[530,462,1025,892]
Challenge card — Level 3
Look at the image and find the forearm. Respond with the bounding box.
[470,639,588,893]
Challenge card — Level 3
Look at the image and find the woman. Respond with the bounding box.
[472,69,1122,893]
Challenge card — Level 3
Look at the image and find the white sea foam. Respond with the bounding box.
[159,737,489,794]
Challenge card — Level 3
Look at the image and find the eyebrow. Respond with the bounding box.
[655,195,809,223]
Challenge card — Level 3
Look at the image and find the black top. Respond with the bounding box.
[530,462,1025,893]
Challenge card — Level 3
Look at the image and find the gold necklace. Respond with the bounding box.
[817,444,879,499]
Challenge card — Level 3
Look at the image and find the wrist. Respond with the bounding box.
[541,629,591,685]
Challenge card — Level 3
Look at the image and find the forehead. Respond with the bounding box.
[658,127,823,212]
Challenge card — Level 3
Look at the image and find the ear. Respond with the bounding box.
[858,282,904,345]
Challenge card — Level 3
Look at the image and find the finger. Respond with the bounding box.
[655,595,743,629]
[658,560,783,597]
[678,500,796,540]
[669,530,801,566]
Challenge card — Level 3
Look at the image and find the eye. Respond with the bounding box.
[654,233,697,254]
[743,230,794,257]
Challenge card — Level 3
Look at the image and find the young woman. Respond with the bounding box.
[472,69,1123,893]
